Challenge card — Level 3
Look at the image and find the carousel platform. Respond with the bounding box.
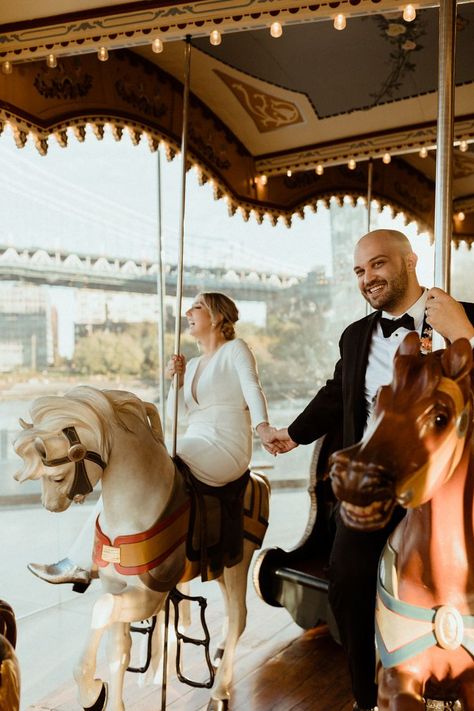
[4,489,354,711]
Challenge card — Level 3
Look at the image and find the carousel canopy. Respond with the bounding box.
[1,0,473,241]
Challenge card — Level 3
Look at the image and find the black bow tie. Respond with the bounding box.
[380,313,416,338]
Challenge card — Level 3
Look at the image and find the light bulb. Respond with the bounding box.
[210,30,222,46]
[270,22,283,38]
[334,14,346,31]
[315,163,324,176]
[97,46,109,62]
[419,146,428,158]
[152,38,164,53]
[382,152,391,164]
[348,158,356,170]
[460,139,468,152]
[457,211,466,221]
[260,174,268,186]
[2,60,12,75]
[46,53,57,68]
[403,4,416,22]
[286,169,292,177]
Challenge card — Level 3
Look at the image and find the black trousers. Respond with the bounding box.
[328,505,405,708]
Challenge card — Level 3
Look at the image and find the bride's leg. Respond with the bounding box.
[27,497,102,585]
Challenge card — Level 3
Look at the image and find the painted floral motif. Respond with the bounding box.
[369,13,426,107]
[34,60,93,100]
[386,23,407,37]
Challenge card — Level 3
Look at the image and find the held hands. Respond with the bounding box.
[256,423,299,456]
[166,354,186,388]
[425,288,474,343]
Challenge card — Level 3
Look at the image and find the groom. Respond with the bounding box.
[264,228,474,711]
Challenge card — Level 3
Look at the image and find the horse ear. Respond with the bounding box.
[396,331,420,357]
[440,338,473,380]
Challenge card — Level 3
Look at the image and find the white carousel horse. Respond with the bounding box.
[14,386,270,711]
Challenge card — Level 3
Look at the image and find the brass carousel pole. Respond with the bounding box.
[162,36,192,711]
[171,36,192,458]
[366,158,373,233]
[155,145,167,431]
[432,0,457,348]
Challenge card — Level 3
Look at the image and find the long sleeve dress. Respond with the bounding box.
[167,338,268,486]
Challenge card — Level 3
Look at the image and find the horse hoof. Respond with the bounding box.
[207,699,229,711]
[84,682,108,711]
[213,647,224,667]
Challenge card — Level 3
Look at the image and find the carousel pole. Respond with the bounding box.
[366,158,373,233]
[155,144,167,431]
[432,0,457,348]
[171,36,192,458]
[365,159,374,316]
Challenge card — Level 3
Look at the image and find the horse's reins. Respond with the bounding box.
[40,426,107,500]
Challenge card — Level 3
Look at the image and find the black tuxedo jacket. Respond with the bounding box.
[288,301,474,450]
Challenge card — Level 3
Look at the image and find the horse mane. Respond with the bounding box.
[13,386,164,482]
[391,352,442,407]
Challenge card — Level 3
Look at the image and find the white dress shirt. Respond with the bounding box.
[364,289,429,418]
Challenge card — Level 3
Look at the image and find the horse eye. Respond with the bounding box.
[434,413,448,429]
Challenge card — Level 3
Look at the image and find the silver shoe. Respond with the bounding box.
[27,557,91,588]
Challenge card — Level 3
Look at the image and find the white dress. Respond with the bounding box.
[167,338,268,486]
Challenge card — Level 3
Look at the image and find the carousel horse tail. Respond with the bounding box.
[0,600,20,711]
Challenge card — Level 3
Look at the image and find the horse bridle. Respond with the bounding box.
[40,426,107,500]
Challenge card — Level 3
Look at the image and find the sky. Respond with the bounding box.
[0,121,444,357]
[0,124,336,277]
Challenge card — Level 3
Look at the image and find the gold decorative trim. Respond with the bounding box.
[0,0,442,62]
[215,69,303,133]
[256,118,474,175]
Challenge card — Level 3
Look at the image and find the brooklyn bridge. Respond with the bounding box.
[0,245,302,301]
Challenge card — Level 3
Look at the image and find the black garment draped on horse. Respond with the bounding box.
[175,457,250,582]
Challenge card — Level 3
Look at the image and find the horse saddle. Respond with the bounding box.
[181,461,250,582]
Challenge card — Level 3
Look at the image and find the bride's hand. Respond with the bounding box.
[166,354,186,388]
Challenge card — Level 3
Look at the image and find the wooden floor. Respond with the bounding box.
[15,493,352,711]
[27,587,354,711]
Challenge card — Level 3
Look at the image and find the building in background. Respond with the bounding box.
[0,282,55,372]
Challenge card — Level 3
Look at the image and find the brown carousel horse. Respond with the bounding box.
[0,600,20,711]
[329,334,474,710]
[13,386,269,711]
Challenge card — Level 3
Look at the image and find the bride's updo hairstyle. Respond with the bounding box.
[200,292,239,340]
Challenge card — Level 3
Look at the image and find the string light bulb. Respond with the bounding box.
[46,53,57,68]
[457,211,466,221]
[382,152,391,164]
[315,163,324,176]
[459,139,468,152]
[334,14,346,31]
[403,4,416,22]
[2,60,12,75]
[287,169,292,177]
[152,38,164,53]
[97,46,109,62]
[210,30,222,46]
[270,22,283,38]
[348,158,356,170]
[419,146,428,158]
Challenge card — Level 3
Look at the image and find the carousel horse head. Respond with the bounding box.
[0,600,20,711]
[13,386,163,512]
[330,333,474,530]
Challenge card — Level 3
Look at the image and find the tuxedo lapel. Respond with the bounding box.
[347,311,379,442]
